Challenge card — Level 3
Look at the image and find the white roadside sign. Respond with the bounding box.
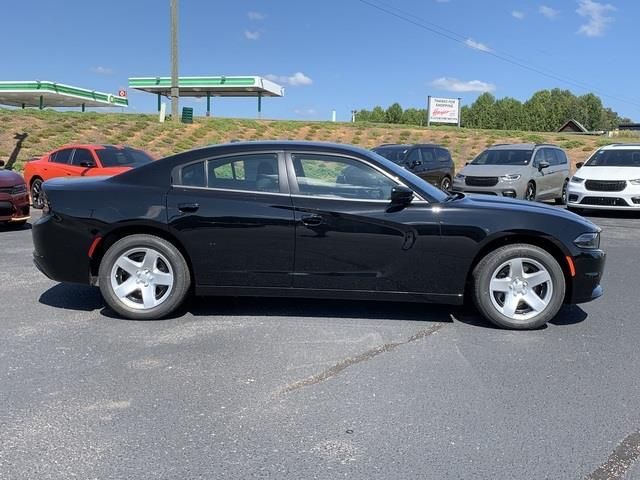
[428,96,461,125]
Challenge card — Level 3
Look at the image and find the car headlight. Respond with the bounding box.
[11,184,27,195]
[629,179,640,185]
[574,232,600,249]
[570,176,585,184]
[454,173,465,180]
[499,174,521,181]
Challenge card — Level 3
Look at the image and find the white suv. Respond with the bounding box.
[568,144,640,211]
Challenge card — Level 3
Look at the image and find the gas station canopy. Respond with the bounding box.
[0,81,128,109]
[128,76,284,116]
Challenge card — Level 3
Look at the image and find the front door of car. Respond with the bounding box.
[166,151,295,288]
[404,148,425,179]
[531,149,553,198]
[286,151,442,294]
[70,148,98,176]
[548,149,569,197]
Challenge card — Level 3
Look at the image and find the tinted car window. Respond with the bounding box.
[180,161,206,187]
[472,149,533,166]
[585,149,640,167]
[51,149,73,164]
[208,154,279,193]
[372,147,407,165]
[406,149,421,165]
[435,148,451,163]
[96,148,153,168]
[71,149,94,166]
[419,148,436,167]
[292,154,396,200]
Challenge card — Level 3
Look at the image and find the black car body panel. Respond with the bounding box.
[32,141,605,307]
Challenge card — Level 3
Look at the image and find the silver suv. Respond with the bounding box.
[452,143,570,203]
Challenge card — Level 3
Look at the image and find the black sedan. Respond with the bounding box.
[32,141,605,329]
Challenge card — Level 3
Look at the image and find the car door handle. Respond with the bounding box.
[301,215,323,226]
[178,202,200,213]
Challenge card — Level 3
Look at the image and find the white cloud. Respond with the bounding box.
[465,38,492,53]
[431,77,496,93]
[91,66,113,75]
[512,10,525,20]
[266,72,313,87]
[539,5,560,19]
[248,11,265,21]
[576,0,616,37]
[244,30,261,40]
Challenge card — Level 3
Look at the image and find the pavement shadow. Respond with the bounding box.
[39,283,104,311]
[548,304,588,326]
[0,221,32,232]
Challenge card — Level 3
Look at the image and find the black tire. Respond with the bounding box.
[472,244,565,330]
[440,176,452,192]
[98,234,191,320]
[524,182,536,202]
[30,178,44,209]
[555,180,568,205]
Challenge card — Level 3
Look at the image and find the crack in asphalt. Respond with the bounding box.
[279,323,445,395]
[586,430,640,480]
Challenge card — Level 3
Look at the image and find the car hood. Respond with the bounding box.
[0,170,26,187]
[454,193,599,231]
[459,164,530,177]
[575,166,640,181]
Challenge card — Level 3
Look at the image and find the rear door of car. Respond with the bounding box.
[167,150,296,288]
[549,149,569,196]
[286,150,442,294]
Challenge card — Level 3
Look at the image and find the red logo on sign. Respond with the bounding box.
[118,89,127,97]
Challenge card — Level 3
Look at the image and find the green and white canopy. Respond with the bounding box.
[128,76,284,98]
[0,81,128,108]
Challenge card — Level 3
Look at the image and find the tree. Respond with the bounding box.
[370,106,386,123]
[401,108,426,126]
[385,103,403,124]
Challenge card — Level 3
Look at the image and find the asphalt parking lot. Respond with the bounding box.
[2,208,640,479]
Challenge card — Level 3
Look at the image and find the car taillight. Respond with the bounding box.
[11,184,27,195]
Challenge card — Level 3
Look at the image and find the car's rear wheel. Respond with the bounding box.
[472,244,565,329]
[555,180,568,205]
[99,234,191,320]
[30,178,44,209]
[440,176,452,192]
[524,182,536,202]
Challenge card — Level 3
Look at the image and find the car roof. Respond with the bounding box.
[599,143,640,150]
[486,143,558,150]
[52,144,129,151]
[374,143,444,149]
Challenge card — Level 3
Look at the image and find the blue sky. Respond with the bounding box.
[1,0,638,121]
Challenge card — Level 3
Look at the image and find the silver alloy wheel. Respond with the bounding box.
[31,179,43,208]
[109,247,174,310]
[440,177,452,191]
[488,257,553,321]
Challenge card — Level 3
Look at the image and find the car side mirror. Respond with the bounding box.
[80,161,96,168]
[465,161,470,166]
[576,162,584,169]
[538,161,550,171]
[410,159,422,169]
[0,159,5,168]
[390,185,414,205]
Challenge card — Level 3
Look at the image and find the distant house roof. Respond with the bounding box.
[618,123,640,131]
[558,119,589,133]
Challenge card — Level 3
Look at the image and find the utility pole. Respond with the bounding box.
[170,0,179,121]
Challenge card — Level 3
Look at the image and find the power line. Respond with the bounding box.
[357,0,640,110]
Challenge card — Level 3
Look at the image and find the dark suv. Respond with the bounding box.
[372,144,455,191]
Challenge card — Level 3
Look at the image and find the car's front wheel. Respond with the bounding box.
[99,234,191,320]
[440,176,452,192]
[472,244,565,329]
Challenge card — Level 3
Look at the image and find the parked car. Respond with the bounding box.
[567,144,640,211]
[24,144,154,208]
[0,160,30,227]
[32,141,605,330]
[372,144,455,191]
[452,144,570,203]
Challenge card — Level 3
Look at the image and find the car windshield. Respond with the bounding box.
[585,149,640,167]
[471,149,533,166]
[372,146,408,165]
[96,148,153,168]
[367,150,449,202]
